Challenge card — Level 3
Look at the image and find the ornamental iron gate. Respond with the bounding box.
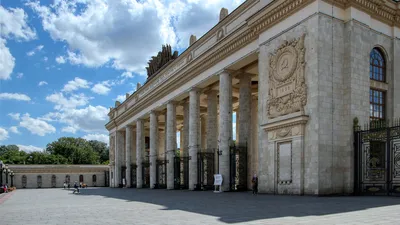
[131,164,137,188]
[142,158,150,188]
[155,159,167,189]
[174,156,189,189]
[230,145,248,191]
[354,120,400,195]
[197,149,217,190]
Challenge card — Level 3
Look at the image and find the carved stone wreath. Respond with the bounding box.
[267,34,307,119]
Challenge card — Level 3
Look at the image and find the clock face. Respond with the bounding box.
[274,47,297,82]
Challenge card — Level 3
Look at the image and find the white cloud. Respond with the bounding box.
[43,56,48,61]
[9,126,21,134]
[114,94,126,102]
[27,0,243,74]
[0,6,36,40]
[0,127,9,142]
[38,81,48,86]
[0,39,15,80]
[19,113,56,136]
[17,144,44,153]
[0,6,36,80]
[91,81,112,95]
[55,55,65,64]
[8,113,21,120]
[16,72,23,78]
[61,126,77,134]
[0,93,31,101]
[46,92,91,110]
[82,133,108,144]
[121,71,133,78]
[26,45,44,56]
[62,77,90,92]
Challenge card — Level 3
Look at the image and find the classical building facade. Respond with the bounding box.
[106,0,400,195]
[8,165,109,189]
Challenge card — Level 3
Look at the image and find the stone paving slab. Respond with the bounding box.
[0,188,399,225]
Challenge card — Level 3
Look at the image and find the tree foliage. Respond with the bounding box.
[0,137,109,165]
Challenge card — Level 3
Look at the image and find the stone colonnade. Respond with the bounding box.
[112,70,254,191]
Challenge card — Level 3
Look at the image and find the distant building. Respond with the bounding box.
[7,165,109,189]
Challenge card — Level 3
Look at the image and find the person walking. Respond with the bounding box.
[72,181,80,194]
[63,181,67,189]
[252,174,258,195]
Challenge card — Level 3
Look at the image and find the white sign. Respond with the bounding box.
[214,174,223,186]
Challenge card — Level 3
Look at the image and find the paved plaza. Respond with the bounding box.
[0,188,400,225]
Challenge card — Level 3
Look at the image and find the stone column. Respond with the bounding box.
[125,125,134,188]
[136,119,144,188]
[238,74,251,147]
[206,90,218,151]
[235,110,239,144]
[183,99,190,157]
[189,88,200,190]
[201,115,207,150]
[166,101,177,189]
[219,70,232,192]
[179,128,184,154]
[115,130,125,188]
[150,111,159,189]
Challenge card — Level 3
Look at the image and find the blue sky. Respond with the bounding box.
[0,0,243,152]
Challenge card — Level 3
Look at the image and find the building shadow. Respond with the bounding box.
[77,188,400,224]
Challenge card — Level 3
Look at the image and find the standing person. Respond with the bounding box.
[4,184,8,193]
[63,181,66,189]
[252,174,258,195]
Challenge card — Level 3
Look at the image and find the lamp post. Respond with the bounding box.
[5,166,9,185]
[10,172,14,187]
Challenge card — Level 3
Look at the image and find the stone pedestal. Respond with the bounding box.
[166,101,177,189]
[136,119,144,188]
[219,71,232,192]
[150,111,159,189]
[189,88,200,190]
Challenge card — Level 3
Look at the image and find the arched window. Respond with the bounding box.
[65,175,70,184]
[22,175,27,188]
[79,175,84,183]
[370,48,386,82]
[37,175,42,188]
[51,175,57,188]
[369,48,386,121]
[92,175,97,182]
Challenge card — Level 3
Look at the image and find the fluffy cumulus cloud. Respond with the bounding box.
[38,81,48,86]
[9,126,21,134]
[0,6,36,80]
[19,113,56,136]
[27,0,244,74]
[82,133,108,144]
[114,94,126,102]
[17,144,44,152]
[0,127,9,142]
[46,92,91,110]
[0,93,31,101]
[62,77,91,92]
[61,126,78,134]
[91,81,112,95]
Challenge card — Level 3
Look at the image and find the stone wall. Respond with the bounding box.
[8,165,109,189]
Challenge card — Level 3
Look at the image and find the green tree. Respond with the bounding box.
[0,145,28,164]
[46,137,100,164]
[88,140,109,163]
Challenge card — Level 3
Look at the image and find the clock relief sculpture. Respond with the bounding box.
[268,34,307,119]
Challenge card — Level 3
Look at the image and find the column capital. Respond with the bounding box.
[125,124,135,129]
[150,110,160,116]
[188,87,201,93]
[217,69,235,76]
[203,88,219,96]
[236,71,254,79]
[167,100,178,105]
